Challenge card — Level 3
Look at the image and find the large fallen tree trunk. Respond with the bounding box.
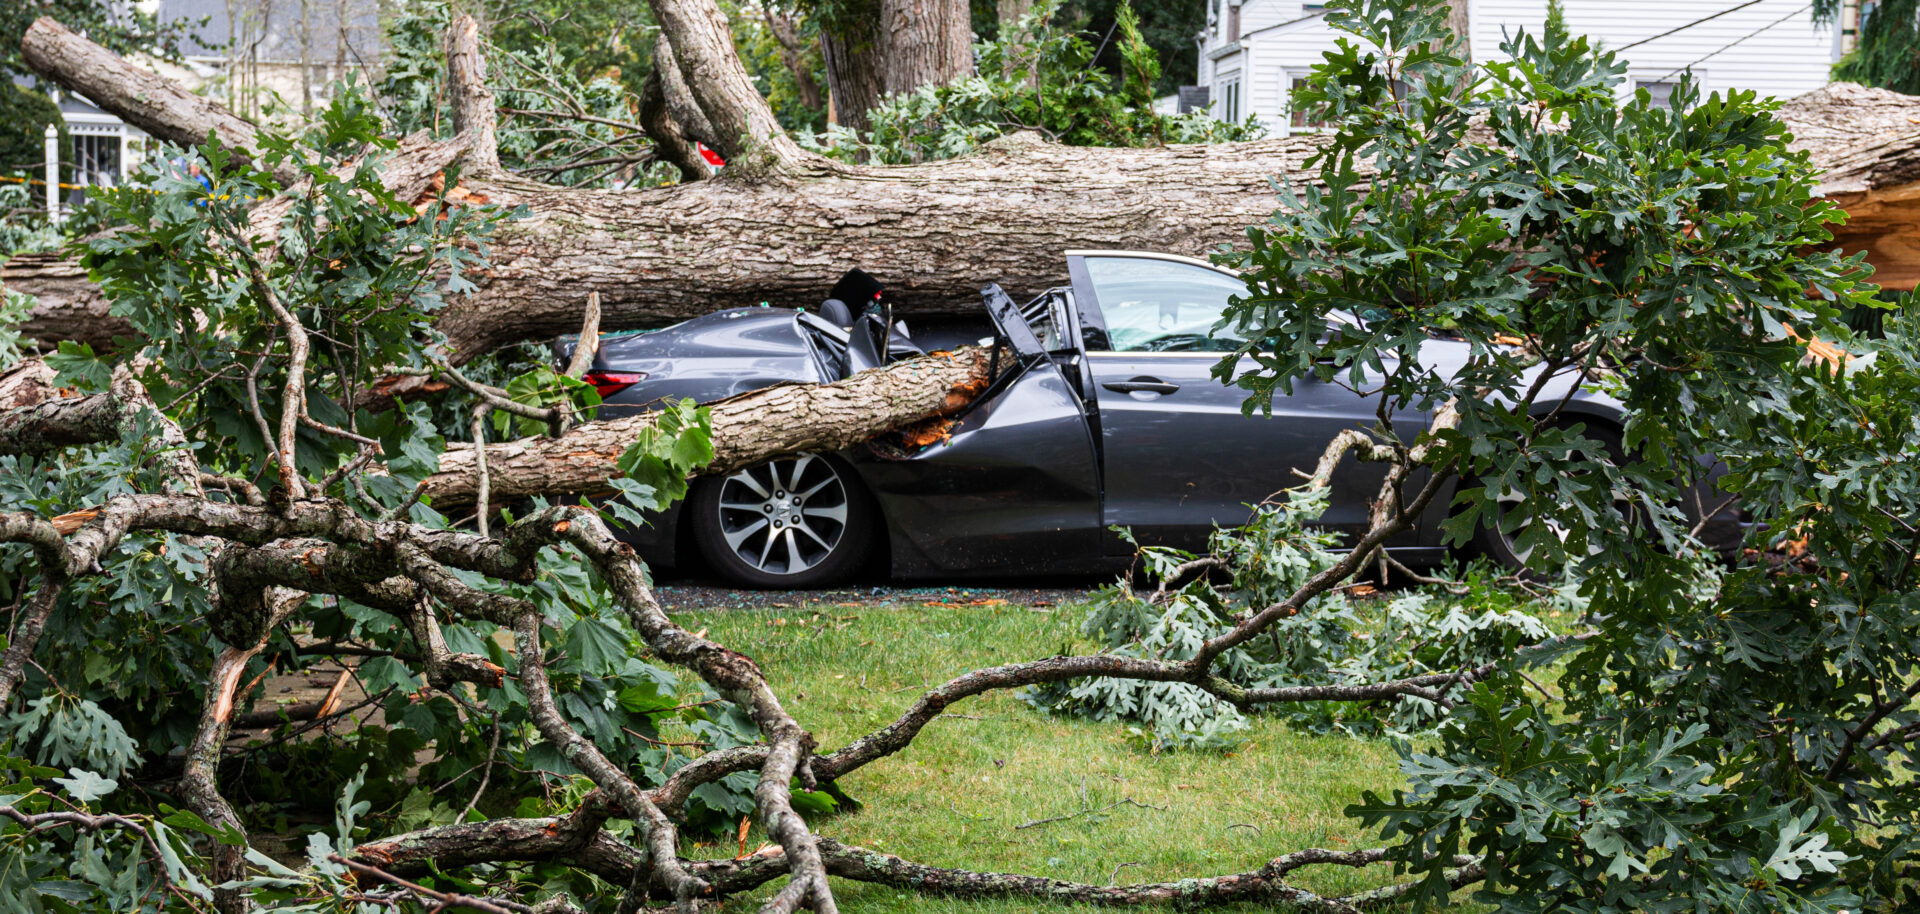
[1781,83,1920,291]
[8,139,1327,360]
[2,13,1291,357]
[13,14,1920,359]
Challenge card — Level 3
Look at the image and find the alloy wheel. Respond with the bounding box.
[713,454,851,576]
[1490,486,1573,567]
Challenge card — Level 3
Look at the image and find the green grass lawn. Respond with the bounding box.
[671,599,1419,912]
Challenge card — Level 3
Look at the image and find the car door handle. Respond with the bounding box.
[1103,377,1181,395]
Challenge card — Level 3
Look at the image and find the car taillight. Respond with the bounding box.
[584,370,645,399]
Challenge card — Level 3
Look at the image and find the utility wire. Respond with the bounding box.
[1616,0,1773,50]
[1654,3,1813,81]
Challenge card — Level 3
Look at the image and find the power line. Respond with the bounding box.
[1655,3,1813,81]
[1616,0,1773,51]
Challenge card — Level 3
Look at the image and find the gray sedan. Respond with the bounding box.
[564,251,1668,587]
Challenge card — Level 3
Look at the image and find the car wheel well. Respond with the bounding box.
[687,452,885,588]
[1456,414,1627,573]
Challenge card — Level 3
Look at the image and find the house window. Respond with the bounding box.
[1636,79,1681,109]
[1218,75,1242,122]
[67,122,125,189]
[1290,77,1330,129]
[1228,2,1241,41]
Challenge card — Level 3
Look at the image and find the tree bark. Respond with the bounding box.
[647,0,806,170]
[10,11,1920,363]
[877,0,973,98]
[1782,83,1920,291]
[445,14,502,177]
[19,17,295,185]
[640,34,718,181]
[8,21,1332,359]
[1445,0,1470,61]
[420,346,995,503]
[820,20,885,134]
[817,0,971,136]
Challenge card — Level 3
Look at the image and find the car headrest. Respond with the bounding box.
[829,268,885,315]
[818,297,854,329]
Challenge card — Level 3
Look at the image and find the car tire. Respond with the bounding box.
[689,453,877,588]
[1468,423,1627,573]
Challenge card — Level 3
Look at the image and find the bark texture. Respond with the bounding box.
[14,12,1920,361]
[419,346,995,503]
[641,34,719,181]
[445,14,502,177]
[1783,83,1920,291]
[647,0,806,169]
[820,21,885,134]
[877,0,973,98]
[0,12,1514,912]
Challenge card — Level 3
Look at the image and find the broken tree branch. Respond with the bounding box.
[445,14,502,177]
[418,346,996,504]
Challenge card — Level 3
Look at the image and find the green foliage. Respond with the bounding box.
[0,421,220,761]
[0,756,229,913]
[1038,489,1553,748]
[807,0,1262,164]
[0,182,65,259]
[79,91,511,484]
[378,2,674,189]
[1054,0,1206,97]
[0,83,758,909]
[1816,0,1920,94]
[0,81,68,178]
[0,284,38,370]
[607,399,716,527]
[490,367,601,438]
[0,88,73,261]
[1186,0,1915,909]
[732,2,829,136]
[0,696,141,780]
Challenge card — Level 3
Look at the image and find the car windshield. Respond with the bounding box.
[1084,256,1251,352]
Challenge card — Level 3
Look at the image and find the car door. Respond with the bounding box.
[1068,252,1422,553]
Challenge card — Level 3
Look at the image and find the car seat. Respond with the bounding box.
[818,298,854,328]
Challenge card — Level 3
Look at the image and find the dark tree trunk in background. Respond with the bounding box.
[819,0,971,134]
[820,16,886,134]
[877,0,972,95]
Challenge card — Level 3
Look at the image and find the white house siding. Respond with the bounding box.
[1241,11,1344,135]
[1469,0,1833,106]
[1202,0,1835,136]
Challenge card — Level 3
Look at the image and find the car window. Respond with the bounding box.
[1083,257,1249,352]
